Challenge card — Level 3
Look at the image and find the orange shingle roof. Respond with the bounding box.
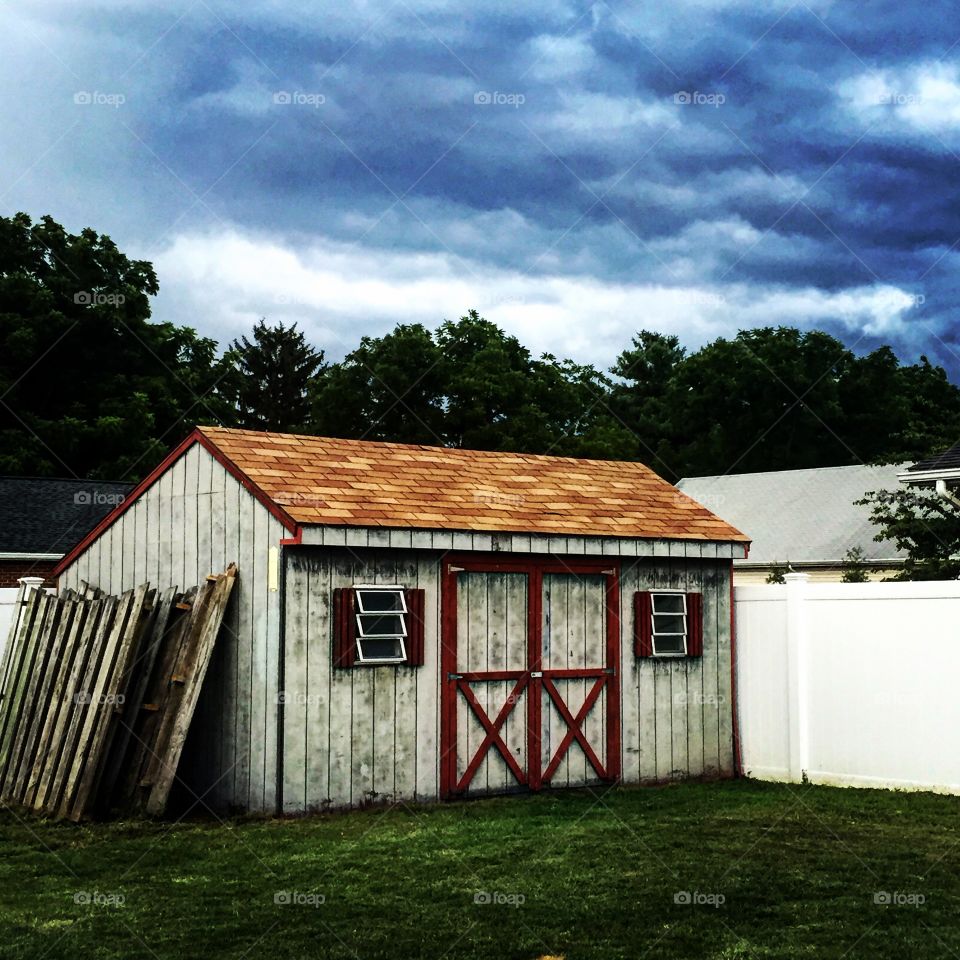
[198,426,748,543]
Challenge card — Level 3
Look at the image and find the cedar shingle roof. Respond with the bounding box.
[199,426,747,542]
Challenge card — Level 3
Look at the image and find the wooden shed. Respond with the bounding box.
[52,426,749,815]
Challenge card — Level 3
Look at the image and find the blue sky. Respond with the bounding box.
[3,0,959,376]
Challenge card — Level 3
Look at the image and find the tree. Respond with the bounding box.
[766,565,788,584]
[858,487,960,580]
[222,319,325,432]
[840,546,870,583]
[0,212,222,480]
[310,323,445,443]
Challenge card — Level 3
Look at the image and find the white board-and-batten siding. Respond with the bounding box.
[280,548,734,811]
[56,443,286,814]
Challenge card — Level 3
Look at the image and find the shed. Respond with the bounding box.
[53,427,749,814]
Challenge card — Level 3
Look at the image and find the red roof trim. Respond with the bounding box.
[52,428,299,579]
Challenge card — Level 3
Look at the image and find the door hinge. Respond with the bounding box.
[530,671,543,678]
[602,569,615,576]
[448,672,463,681]
[604,667,615,676]
[449,565,465,573]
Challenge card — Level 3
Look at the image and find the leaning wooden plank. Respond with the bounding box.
[97,586,177,813]
[34,598,109,813]
[8,598,81,805]
[71,587,158,821]
[0,594,57,796]
[146,565,237,816]
[0,582,41,703]
[43,596,119,816]
[58,586,147,820]
[24,600,92,808]
[122,588,195,811]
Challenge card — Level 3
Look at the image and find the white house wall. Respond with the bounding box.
[57,442,286,814]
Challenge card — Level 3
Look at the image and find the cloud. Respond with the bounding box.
[150,225,926,365]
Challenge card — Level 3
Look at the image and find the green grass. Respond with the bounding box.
[3,780,960,959]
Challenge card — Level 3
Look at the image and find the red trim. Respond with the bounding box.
[280,528,303,546]
[730,560,742,777]
[440,554,620,799]
[52,428,298,579]
[635,591,653,657]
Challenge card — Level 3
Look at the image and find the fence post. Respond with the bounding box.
[785,572,810,782]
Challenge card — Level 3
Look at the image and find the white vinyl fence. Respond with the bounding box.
[736,574,960,794]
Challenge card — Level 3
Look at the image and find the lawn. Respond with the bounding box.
[2,779,960,959]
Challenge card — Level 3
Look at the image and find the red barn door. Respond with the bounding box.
[440,557,620,798]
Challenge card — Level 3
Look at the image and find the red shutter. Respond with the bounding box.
[405,588,426,666]
[332,587,357,668]
[634,591,653,657]
[686,591,704,657]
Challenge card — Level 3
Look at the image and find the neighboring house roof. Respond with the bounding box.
[197,426,748,542]
[901,441,960,482]
[0,476,132,557]
[676,463,909,565]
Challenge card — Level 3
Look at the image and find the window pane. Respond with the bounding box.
[357,637,406,661]
[652,593,685,614]
[653,634,686,655]
[357,612,406,637]
[653,613,685,634]
[356,588,406,613]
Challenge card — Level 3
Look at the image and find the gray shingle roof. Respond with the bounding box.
[905,441,960,474]
[0,477,133,555]
[676,463,909,565]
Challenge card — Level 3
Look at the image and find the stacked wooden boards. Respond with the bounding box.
[0,564,236,821]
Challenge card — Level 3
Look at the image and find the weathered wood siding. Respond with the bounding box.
[282,547,733,811]
[57,443,285,813]
[281,548,441,811]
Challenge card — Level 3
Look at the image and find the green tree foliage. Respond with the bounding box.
[221,319,325,433]
[766,565,788,584]
[0,213,221,480]
[840,547,870,583]
[312,310,636,457]
[858,487,960,580]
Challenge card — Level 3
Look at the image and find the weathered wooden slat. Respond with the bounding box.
[0,586,41,731]
[8,598,80,804]
[43,596,118,814]
[68,585,155,821]
[24,600,92,808]
[0,593,57,794]
[145,565,237,816]
[99,586,178,811]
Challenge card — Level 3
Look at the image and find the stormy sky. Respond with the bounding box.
[3,1,959,376]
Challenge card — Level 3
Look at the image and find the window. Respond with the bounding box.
[650,592,687,656]
[634,590,703,658]
[354,586,407,663]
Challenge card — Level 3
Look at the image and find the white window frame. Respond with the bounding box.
[353,585,408,664]
[650,590,688,658]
